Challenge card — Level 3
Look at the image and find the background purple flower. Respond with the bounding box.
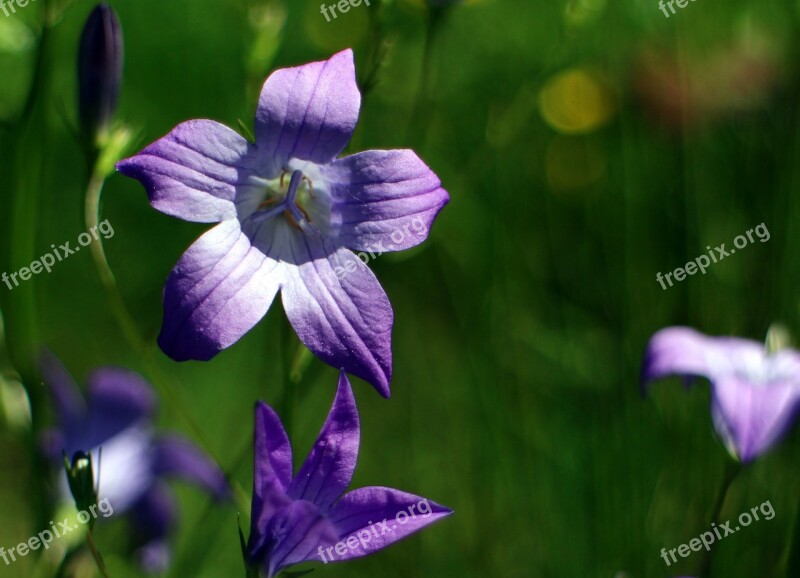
[39,351,229,572]
[117,49,449,397]
[246,370,452,577]
[641,326,800,463]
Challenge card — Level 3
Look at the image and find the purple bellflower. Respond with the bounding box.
[40,352,229,571]
[116,49,449,397]
[641,326,800,463]
[245,371,451,577]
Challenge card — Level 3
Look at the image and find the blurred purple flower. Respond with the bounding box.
[641,327,800,463]
[246,371,451,577]
[117,49,449,397]
[40,351,229,572]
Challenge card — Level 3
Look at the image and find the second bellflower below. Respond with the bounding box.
[117,49,449,397]
[246,371,452,577]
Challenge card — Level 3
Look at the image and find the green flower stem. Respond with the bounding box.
[53,547,80,578]
[697,460,742,577]
[85,529,110,578]
[358,0,389,99]
[5,0,56,382]
[3,0,57,544]
[782,444,800,575]
[407,6,445,145]
[278,316,296,439]
[83,165,249,512]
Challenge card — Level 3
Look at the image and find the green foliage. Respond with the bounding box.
[1,0,800,576]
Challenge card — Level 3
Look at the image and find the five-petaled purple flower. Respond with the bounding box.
[40,352,229,571]
[116,49,449,397]
[246,370,451,577]
[641,326,800,463]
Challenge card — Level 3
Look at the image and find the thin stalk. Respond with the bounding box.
[6,0,55,380]
[697,460,742,577]
[278,316,296,439]
[4,0,55,540]
[83,166,249,512]
[784,503,800,577]
[85,530,110,578]
[407,6,444,145]
[358,0,389,99]
[781,441,800,576]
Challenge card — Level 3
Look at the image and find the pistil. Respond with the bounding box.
[250,170,319,236]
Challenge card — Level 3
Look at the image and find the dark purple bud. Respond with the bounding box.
[78,4,123,144]
[63,450,99,525]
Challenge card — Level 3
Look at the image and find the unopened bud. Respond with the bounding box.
[63,450,98,525]
[78,3,124,146]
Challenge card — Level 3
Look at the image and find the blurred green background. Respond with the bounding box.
[2,0,800,576]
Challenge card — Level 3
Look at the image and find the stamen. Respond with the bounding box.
[287,203,320,237]
[247,169,318,235]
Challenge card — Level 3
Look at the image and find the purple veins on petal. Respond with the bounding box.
[246,371,452,577]
[116,49,449,396]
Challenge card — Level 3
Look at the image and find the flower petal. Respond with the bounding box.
[158,220,283,361]
[117,120,257,223]
[288,371,359,511]
[261,500,338,578]
[90,424,156,511]
[84,368,156,442]
[39,349,86,434]
[249,402,294,559]
[255,49,360,166]
[254,402,294,494]
[641,327,715,386]
[280,236,393,397]
[130,484,176,573]
[325,150,450,252]
[711,376,800,462]
[152,434,229,499]
[323,487,452,562]
[641,326,763,389]
[39,428,66,460]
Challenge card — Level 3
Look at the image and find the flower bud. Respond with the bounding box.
[63,450,98,524]
[78,4,124,146]
[766,323,792,354]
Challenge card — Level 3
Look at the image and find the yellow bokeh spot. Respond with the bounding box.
[539,68,615,135]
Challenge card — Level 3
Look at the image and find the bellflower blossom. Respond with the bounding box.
[246,371,451,577]
[641,326,800,463]
[39,352,229,571]
[116,49,449,397]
